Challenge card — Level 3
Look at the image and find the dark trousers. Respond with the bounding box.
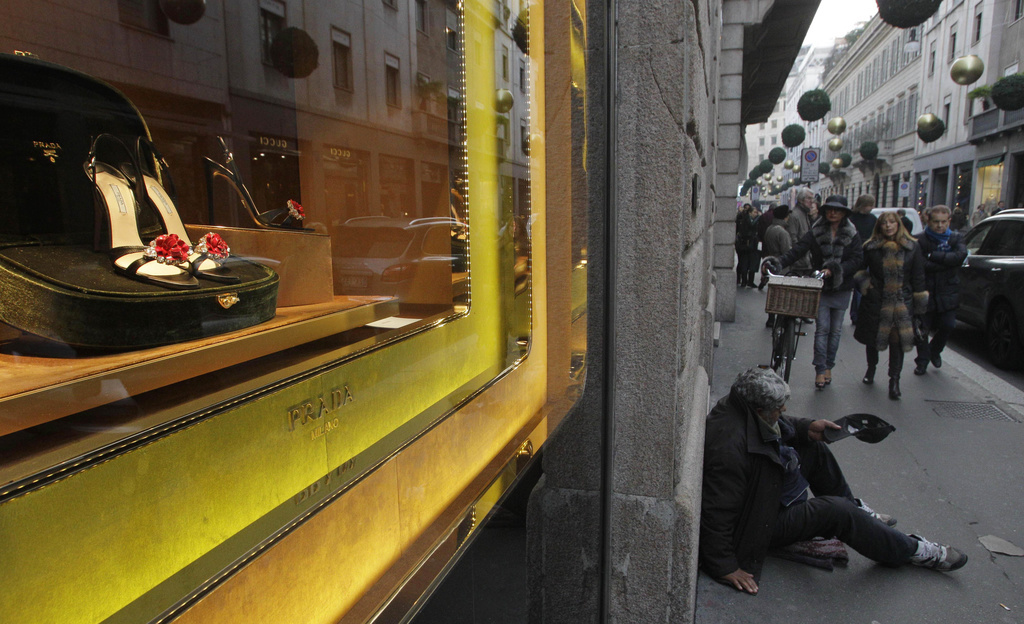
[769,438,917,565]
[915,309,957,366]
[736,249,760,285]
[866,344,905,379]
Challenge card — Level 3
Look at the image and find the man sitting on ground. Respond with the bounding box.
[700,367,967,595]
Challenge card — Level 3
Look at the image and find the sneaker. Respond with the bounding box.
[855,498,897,527]
[913,363,927,375]
[909,534,968,571]
[931,353,942,368]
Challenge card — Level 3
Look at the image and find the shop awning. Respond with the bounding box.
[977,155,1005,168]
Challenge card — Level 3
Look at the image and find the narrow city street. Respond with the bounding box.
[695,286,1024,624]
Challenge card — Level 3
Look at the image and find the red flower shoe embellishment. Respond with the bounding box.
[145,233,191,264]
[194,232,230,260]
[286,199,305,220]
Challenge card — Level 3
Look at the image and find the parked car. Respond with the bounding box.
[871,207,924,235]
[956,209,1024,369]
[332,216,468,305]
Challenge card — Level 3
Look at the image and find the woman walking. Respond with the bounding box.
[765,195,863,389]
[735,204,760,287]
[853,212,928,400]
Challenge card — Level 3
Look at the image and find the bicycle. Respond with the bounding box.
[761,267,825,382]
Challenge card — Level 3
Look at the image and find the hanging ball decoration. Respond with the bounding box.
[768,147,787,164]
[781,124,806,148]
[495,89,515,113]
[270,27,320,78]
[839,153,853,167]
[749,166,763,180]
[828,137,844,152]
[797,89,832,122]
[991,74,1024,112]
[831,157,844,169]
[917,112,941,133]
[819,162,831,175]
[827,116,847,135]
[950,55,985,86]
[784,159,795,170]
[859,141,879,161]
[159,0,206,24]
[917,116,946,143]
[763,173,772,181]
[877,0,942,29]
[776,174,784,182]
[792,164,801,173]
[760,159,775,174]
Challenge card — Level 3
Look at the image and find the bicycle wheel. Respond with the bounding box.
[769,317,787,374]
[781,319,797,382]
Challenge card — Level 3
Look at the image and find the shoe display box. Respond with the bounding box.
[0,53,279,350]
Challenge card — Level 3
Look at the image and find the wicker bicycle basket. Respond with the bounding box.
[764,275,823,317]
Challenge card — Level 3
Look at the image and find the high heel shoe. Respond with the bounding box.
[862,365,875,385]
[86,134,199,291]
[815,373,827,390]
[888,376,901,400]
[823,369,832,385]
[204,136,312,231]
[136,138,239,283]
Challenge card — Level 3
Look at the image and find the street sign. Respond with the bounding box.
[800,148,819,183]
[898,181,911,198]
[751,186,760,201]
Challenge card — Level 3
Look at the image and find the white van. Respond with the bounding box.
[870,207,924,236]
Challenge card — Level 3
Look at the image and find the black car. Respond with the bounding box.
[958,209,1024,369]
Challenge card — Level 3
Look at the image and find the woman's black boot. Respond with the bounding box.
[863,365,876,385]
[888,376,901,400]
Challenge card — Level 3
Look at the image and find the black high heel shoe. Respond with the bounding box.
[204,136,312,231]
[888,376,901,400]
[863,365,875,385]
[136,138,239,283]
[86,134,199,291]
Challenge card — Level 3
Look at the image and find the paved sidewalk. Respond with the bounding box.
[696,286,1024,624]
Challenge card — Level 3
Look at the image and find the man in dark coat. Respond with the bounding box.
[847,195,877,325]
[913,205,968,374]
[700,368,967,594]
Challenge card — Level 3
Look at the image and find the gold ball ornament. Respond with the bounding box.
[950,55,985,86]
[776,174,783,182]
[917,113,941,133]
[495,89,515,113]
[828,137,844,152]
[784,159,795,169]
[831,157,843,168]
[792,164,801,173]
[827,117,847,135]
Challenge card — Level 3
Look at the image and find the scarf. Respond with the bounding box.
[925,227,952,251]
[812,219,856,290]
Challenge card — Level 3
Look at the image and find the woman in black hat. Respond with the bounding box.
[852,212,928,400]
[764,195,864,389]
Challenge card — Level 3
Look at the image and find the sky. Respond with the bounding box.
[804,0,880,46]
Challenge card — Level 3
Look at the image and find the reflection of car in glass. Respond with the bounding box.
[957,209,1024,369]
[871,207,924,235]
[332,216,468,305]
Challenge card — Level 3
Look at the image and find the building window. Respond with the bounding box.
[771,119,777,129]
[385,54,401,107]
[948,24,958,62]
[118,0,169,35]
[759,137,765,147]
[502,45,509,81]
[974,5,983,43]
[943,96,951,126]
[1016,0,1023,21]
[759,123,765,130]
[332,29,353,90]
[447,88,461,122]
[519,59,526,92]
[415,0,428,32]
[521,121,529,155]
[446,10,459,50]
[770,136,777,145]
[907,91,918,132]
[259,0,286,65]
[928,41,937,76]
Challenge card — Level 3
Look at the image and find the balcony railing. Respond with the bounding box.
[969,106,1024,143]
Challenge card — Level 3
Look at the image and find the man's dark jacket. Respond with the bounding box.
[699,391,813,581]
[916,230,967,313]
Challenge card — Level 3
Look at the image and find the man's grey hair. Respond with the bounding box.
[797,187,814,202]
[732,367,790,412]
[924,204,951,220]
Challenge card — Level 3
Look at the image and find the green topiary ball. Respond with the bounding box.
[877,0,942,28]
[759,159,774,175]
[768,147,787,164]
[781,124,806,148]
[839,152,853,167]
[917,118,946,143]
[749,166,762,180]
[270,27,320,78]
[991,74,1024,111]
[819,162,831,175]
[797,89,832,122]
[859,141,879,161]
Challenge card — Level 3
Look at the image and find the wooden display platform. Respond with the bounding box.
[0,296,396,436]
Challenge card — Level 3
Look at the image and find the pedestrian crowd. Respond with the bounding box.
[707,190,982,595]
